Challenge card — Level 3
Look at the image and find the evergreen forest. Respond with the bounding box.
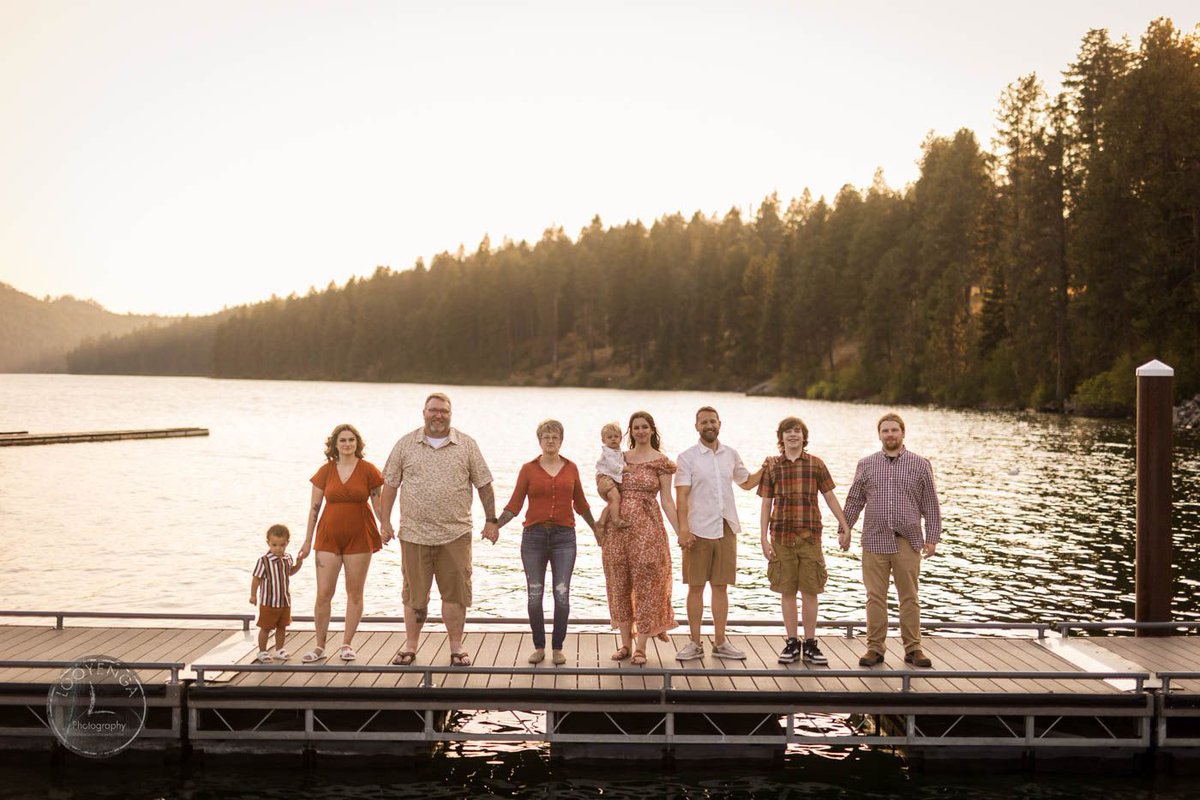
[67,20,1200,414]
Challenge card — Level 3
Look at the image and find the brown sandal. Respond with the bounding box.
[450,651,473,667]
[631,649,647,666]
[611,645,631,661]
[391,650,416,666]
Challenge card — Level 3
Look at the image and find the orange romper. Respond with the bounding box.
[311,460,384,555]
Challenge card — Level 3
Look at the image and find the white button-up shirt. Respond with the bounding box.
[675,440,750,539]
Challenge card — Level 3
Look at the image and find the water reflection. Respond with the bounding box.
[1,747,1191,799]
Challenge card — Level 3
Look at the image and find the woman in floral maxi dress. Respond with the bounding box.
[600,410,680,666]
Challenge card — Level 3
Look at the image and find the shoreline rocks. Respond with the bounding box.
[1177,395,1200,430]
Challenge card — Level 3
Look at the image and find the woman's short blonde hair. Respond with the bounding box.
[536,419,564,439]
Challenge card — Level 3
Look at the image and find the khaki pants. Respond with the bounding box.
[862,539,921,655]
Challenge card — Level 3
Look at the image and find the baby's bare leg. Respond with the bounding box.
[274,625,287,651]
[605,487,628,527]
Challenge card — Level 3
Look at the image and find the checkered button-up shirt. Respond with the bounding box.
[842,448,941,554]
[757,452,835,545]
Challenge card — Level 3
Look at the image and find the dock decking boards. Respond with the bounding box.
[0,625,1138,696]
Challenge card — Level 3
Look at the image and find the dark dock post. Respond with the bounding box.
[1135,359,1174,636]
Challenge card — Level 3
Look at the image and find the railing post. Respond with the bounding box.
[1135,359,1174,637]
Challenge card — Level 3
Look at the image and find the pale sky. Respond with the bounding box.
[2,1,1195,315]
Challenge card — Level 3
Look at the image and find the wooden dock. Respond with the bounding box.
[2,613,1198,765]
[0,427,209,446]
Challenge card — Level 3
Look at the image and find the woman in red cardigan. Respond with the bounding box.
[496,419,598,666]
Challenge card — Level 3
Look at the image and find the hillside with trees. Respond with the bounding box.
[0,282,168,372]
[66,19,1200,414]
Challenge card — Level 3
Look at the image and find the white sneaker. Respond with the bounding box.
[675,640,704,661]
[712,641,746,660]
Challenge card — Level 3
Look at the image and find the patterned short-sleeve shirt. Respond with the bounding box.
[757,451,835,545]
[382,427,493,546]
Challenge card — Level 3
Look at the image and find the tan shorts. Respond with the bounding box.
[400,533,473,609]
[596,475,620,497]
[257,605,292,630]
[767,537,827,595]
[682,520,737,586]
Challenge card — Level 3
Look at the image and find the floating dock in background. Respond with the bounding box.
[1,611,1199,769]
[0,427,209,446]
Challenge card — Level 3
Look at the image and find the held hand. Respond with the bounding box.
[297,543,311,562]
[677,531,695,550]
[481,522,500,544]
[838,524,852,551]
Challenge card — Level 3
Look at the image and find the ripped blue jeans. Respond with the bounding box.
[520,524,577,650]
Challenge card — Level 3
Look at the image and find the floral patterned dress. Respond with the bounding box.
[601,455,678,637]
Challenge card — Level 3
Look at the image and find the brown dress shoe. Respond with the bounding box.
[858,650,885,666]
[904,649,932,667]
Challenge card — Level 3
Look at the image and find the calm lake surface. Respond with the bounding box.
[2,373,1200,800]
[2,373,1198,623]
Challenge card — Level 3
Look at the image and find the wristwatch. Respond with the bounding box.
[486,517,498,524]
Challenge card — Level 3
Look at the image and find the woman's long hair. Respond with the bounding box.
[324,423,365,461]
[626,410,662,451]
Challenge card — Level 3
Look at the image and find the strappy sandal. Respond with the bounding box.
[338,644,357,662]
[301,646,327,663]
[611,645,631,661]
[274,648,290,661]
[391,650,416,666]
[255,650,274,663]
[450,651,472,667]
[631,649,647,666]
[656,632,670,642]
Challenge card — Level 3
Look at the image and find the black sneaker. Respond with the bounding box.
[777,637,802,663]
[802,638,829,665]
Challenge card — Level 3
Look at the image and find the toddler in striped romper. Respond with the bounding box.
[249,524,305,662]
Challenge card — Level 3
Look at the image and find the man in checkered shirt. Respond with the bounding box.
[843,412,942,668]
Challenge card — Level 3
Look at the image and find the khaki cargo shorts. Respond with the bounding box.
[767,537,827,595]
[400,533,473,609]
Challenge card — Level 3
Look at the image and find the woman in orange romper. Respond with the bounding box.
[600,410,679,666]
[297,423,384,662]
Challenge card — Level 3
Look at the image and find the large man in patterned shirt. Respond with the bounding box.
[843,412,942,668]
[380,392,500,667]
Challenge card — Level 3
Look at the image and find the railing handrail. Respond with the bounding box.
[0,659,184,684]
[1056,620,1200,636]
[189,661,1147,692]
[0,609,1054,636]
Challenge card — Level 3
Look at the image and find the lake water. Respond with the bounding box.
[2,373,1199,799]
[2,373,1198,623]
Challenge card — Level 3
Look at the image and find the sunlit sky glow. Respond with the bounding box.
[2,1,1196,315]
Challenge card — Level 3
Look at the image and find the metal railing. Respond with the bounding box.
[0,609,1053,637]
[0,659,184,684]
[190,661,1146,693]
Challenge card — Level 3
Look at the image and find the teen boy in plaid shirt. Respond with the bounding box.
[758,417,851,664]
